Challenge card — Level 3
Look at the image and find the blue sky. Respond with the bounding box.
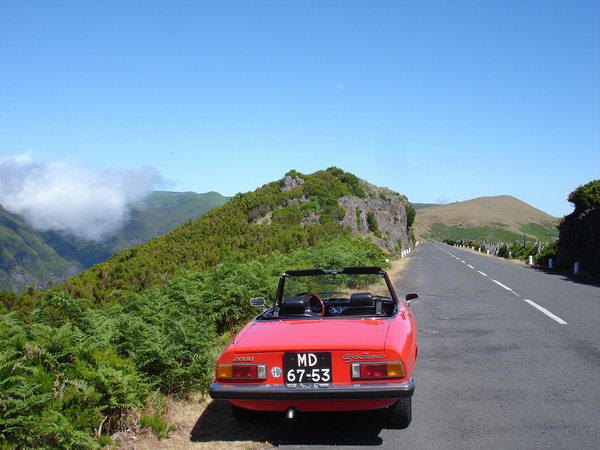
[1,0,599,226]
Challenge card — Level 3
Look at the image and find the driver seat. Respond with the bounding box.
[340,292,374,316]
[279,296,317,317]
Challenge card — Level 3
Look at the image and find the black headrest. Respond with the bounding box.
[280,296,308,314]
[350,292,373,307]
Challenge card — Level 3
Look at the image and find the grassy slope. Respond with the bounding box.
[413,195,559,243]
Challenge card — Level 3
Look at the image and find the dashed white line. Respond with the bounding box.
[477,271,488,277]
[491,279,513,291]
[523,299,568,325]
[467,264,475,269]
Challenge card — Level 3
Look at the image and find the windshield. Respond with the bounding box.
[281,272,392,300]
[257,268,399,319]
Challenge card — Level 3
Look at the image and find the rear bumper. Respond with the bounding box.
[209,378,415,401]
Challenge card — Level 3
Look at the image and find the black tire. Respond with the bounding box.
[231,404,257,422]
[388,397,412,428]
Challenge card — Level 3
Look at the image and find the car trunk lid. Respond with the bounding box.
[233,318,391,354]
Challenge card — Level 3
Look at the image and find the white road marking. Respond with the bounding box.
[477,271,488,277]
[523,299,568,325]
[467,264,475,269]
[491,279,513,291]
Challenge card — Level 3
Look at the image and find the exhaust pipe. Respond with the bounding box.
[286,407,297,420]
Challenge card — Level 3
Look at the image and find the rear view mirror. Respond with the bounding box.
[405,293,419,303]
[250,297,265,307]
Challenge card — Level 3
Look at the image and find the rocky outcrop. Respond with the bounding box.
[339,182,412,254]
[556,207,599,276]
[280,175,305,192]
[274,176,413,255]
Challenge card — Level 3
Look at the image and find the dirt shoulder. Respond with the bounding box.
[111,395,272,450]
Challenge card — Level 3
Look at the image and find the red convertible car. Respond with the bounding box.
[208,266,419,427]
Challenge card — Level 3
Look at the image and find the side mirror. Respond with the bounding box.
[250,297,265,307]
[405,293,419,304]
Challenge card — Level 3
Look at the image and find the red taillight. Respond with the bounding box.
[216,363,267,380]
[351,361,406,379]
[360,364,389,378]
[232,365,258,379]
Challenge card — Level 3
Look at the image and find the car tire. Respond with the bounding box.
[388,397,412,428]
[231,404,257,422]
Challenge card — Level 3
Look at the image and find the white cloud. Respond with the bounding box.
[0,154,164,240]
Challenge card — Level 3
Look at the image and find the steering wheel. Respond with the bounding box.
[297,292,325,317]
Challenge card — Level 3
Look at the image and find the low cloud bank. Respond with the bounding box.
[0,154,164,240]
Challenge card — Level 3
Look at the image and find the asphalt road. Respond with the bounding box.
[245,242,600,449]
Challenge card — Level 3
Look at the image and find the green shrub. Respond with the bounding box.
[534,242,558,267]
[568,179,600,211]
[139,413,171,438]
[0,311,147,449]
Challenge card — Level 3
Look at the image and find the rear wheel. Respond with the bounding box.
[231,404,257,422]
[388,397,412,428]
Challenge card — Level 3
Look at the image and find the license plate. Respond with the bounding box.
[284,352,331,383]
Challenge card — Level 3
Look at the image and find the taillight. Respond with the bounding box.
[216,363,267,380]
[351,361,406,379]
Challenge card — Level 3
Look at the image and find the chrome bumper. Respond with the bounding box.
[209,379,415,401]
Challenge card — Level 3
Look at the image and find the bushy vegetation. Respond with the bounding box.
[567,179,600,211]
[0,167,399,448]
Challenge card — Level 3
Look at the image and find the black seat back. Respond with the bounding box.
[280,296,309,315]
[340,292,374,315]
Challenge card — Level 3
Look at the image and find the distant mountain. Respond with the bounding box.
[0,191,230,293]
[413,195,559,243]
